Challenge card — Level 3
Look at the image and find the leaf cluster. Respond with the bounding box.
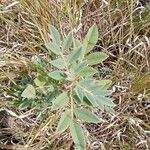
[21,24,115,149]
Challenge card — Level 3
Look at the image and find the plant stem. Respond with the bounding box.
[70,87,74,119]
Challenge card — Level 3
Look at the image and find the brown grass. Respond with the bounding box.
[0,0,150,150]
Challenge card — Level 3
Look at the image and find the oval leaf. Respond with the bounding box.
[21,84,36,99]
[74,108,100,123]
[67,47,82,64]
[50,58,66,69]
[73,62,87,73]
[45,42,61,55]
[75,86,84,102]
[86,52,108,65]
[70,121,86,150]
[52,92,69,110]
[48,70,66,80]
[79,66,97,77]
[82,24,98,55]
[49,25,61,46]
[62,31,73,51]
[56,110,71,133]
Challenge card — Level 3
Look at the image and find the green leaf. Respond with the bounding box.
[34,78,45,87]
[49,25,61,46]
[85,92,99,107]
[21,84,36,99]
[31,56,43,66]
[65,71,76,81]
[48,70,66,80]
[79,66,97,77]
[73,94,81,103]
[75,86,84,102]
[56,110,71,133]
[62,31,73,51]
[76,79,115,112]
[45,42,61,55]
[95,96,116,108]
[97,80,112,89]
[73,38,81,48]
[67,47,82,64]
[82,96,92,106]
[47,85,54,92]
[82,24,98,55]
[86,52,108,65]
[73,62,87,73]
[19,100,32,110]
[50,58,66,69]
[74,108,100,123]
[52,92,69,110]
[70,121,86,150]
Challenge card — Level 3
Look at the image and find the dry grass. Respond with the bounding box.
[0,0,150,150]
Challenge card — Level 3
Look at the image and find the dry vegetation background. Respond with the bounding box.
[0,0,150,150]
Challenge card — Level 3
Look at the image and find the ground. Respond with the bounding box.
[0,0,150,150]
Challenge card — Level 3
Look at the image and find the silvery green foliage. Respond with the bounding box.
[22,24,115,150]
